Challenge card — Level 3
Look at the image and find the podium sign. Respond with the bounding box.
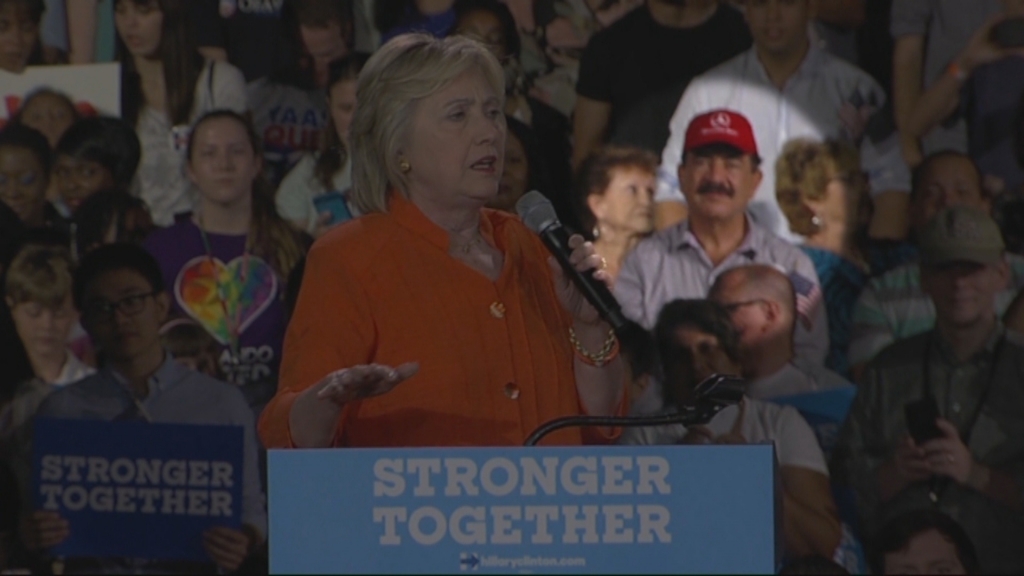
[268,445,778,574]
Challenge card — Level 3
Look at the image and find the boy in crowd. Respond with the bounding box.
[18,243,265,573]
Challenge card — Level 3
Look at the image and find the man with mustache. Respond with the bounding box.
[615,109,828,367]
[654,0,910,243]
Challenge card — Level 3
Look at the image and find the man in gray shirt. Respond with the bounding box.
[615,108,828,366]
[19,244,266,574]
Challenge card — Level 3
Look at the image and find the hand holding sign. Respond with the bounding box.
[32,420,246,562]
[316,363,420,405]
[20,510,69,551]
[202,526,251,572]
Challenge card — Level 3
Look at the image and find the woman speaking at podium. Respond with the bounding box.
[258,34,626,449]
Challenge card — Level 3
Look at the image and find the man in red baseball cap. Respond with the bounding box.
[679,109,762,232]
[614,108,828,368]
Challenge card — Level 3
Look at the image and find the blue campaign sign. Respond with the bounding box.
[770,387,867,573]
[268,445,778,574]
[771,387,857,458]
[32,419,244,561]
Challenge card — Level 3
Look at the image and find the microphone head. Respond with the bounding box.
[516,190,560,233]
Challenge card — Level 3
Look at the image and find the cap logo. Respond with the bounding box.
[711,112,732,130]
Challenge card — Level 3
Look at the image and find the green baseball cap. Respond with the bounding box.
[919,206,1005,266]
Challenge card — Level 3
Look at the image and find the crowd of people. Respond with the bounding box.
[1,0,1024,573]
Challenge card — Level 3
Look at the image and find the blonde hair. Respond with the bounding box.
[775,139,869,237]
[349,33,505,213]
[4,244,75,309]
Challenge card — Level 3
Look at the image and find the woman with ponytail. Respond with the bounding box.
[143,110,307,405]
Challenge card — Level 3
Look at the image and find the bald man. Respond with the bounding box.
[709,265,852,399]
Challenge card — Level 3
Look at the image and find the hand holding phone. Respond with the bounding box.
[312,191,353,227]
[905,397,944,445]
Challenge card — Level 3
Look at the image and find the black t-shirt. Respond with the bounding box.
[576,4,751,153]
[188,0,294,83]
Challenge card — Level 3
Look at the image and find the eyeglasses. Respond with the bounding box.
[719,299,766,314]
[84,292,157,321]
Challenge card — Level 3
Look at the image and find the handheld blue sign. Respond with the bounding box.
[32,419,244,561]
[771,387,857,458]
[268,445,778,574]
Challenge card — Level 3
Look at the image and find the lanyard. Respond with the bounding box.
[921,331,1005,502]
[196,215,250,365]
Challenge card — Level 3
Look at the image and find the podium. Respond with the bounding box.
[267,445,780,574]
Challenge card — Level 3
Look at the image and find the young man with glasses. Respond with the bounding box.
[18,243,266,574]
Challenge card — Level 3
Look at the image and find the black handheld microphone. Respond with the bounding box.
[516,191,655,376]
[516,190,630,330]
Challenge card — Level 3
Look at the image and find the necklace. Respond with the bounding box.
[448,229,485,255]
[195,213,250,366]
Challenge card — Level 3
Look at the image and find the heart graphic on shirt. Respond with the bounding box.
[174,255,278,345]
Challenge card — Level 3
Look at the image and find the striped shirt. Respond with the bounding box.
[848,253,1024,368]
[802,246,868,378]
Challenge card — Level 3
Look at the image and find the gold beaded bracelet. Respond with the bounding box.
[568,327,619,367]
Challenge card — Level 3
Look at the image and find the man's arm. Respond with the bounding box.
[890,0,932,167]
[774,405,841,557]
[653,202,687,231]
[781,467,842,558]
[968,464,1023,510]
[572,96,612,170]
[892,35,926,167]
[904,14,1022,149]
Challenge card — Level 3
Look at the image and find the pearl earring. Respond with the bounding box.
[811,213,824,231]
[399,159,411,173]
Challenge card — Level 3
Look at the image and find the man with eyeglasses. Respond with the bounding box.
[17,243,266,574]
[615,108,828,367]
[709,264,852,400]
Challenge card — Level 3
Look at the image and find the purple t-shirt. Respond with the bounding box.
[143,219,286,388]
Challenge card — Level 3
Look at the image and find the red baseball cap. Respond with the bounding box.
[683,109,759,157]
